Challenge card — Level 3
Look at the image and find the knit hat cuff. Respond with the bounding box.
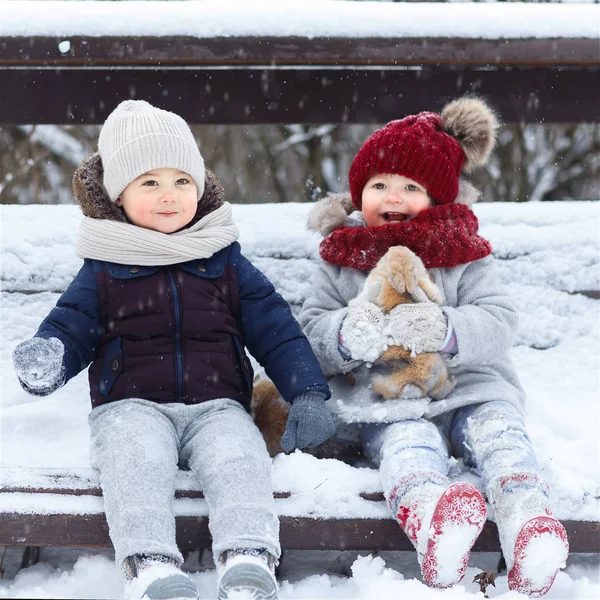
[103,133,205,202]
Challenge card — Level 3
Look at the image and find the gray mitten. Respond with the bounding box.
[13,337,66,396]
[339,302,388,364]
[386,302,448,354]
[281,392,336,452]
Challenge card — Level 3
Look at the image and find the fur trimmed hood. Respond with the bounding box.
[308,179,481,237]
[72,152,225,226]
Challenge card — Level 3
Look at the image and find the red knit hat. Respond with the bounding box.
[349,112,466,209]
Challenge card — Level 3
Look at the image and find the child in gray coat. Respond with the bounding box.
[299,97,569,597]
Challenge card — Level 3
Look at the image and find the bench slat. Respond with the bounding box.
[1,486,294,500]
[1,513,598,553]
[1,67,597,125]
[2,36,599,67]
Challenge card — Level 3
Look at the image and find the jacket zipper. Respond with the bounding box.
[167,269,183,402]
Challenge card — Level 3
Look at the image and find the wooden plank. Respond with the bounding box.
[1,486,291,500]
[1,67,597,125]
[578,290,600,300]
[0,513,598,552]
[2,36,599,67]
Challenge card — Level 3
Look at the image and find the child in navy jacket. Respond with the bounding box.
[13,100,334,600]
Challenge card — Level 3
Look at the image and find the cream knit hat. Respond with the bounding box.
[98,100,205,202]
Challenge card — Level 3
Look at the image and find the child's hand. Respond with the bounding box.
[13,337,66,396]
[281,393,336,452]
[386,303,448,354]
[339,303,388,364]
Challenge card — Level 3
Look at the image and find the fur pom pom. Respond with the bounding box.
[454,179,481,206]
[441,97,499,172]
[307,192,355,237]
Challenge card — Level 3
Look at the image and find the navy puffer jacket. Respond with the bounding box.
[33,154,329,409]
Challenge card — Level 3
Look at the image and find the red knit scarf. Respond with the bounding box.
[319,203,492,270]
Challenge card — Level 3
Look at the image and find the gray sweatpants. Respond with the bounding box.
[89,398,280,568]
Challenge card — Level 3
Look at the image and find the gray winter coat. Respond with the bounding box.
[298,198,526,425]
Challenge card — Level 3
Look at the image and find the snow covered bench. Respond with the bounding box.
[1,201,599,557]
[1,1,600,125]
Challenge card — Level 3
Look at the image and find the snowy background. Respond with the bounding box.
[1,201,599,598]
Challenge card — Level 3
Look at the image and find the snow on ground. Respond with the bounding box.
[0,547,598,599]
[1,201,599,598]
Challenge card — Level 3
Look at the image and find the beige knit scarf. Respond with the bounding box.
[76,202,239,265]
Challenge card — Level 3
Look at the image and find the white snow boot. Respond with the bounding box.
[123,554,199,600]
[487,473,569,597]
[217,549,278,600]
[390,475,487,589]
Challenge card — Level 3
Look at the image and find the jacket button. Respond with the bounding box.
[111,359,119,371]
[197,263,206,272]
[129,266,140,274]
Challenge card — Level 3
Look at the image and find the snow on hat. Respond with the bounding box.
[349,97,498,208]
[98,100,205,202]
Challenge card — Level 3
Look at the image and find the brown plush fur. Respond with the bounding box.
[441,97,499,172]
[306,192,356,236]
[72,152,225,224]
[251,378,290,457]
[365,246,455,401]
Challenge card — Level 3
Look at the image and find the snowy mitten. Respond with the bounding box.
[339,302,388,363]
[280,392,336,452]
[386,302,447,354]
[12,336,66,396]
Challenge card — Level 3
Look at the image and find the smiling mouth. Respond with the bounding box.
[382,212,409,222]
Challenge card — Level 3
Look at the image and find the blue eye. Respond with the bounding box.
[374,182,385,189]
[406,184,419,191]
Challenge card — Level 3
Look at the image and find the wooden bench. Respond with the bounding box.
[1,467,599,555]
[1,201,599,561]
[1,1,599,125]
[1,0,599,565]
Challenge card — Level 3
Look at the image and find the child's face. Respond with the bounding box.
[361,173,432,227]
[116,168,198,233]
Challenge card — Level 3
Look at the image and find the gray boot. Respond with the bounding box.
[217,550,278,600]
[123,554,199,600]
[144,574,199,600]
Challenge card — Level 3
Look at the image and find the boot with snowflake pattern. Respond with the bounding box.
[421,482,487,588]
[488,473,569,597]
[389,474,487,588]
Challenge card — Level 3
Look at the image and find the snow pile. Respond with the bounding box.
[3,1,599,39]
[0,551,598,600]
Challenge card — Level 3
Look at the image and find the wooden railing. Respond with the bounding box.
[1,34,598,124]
